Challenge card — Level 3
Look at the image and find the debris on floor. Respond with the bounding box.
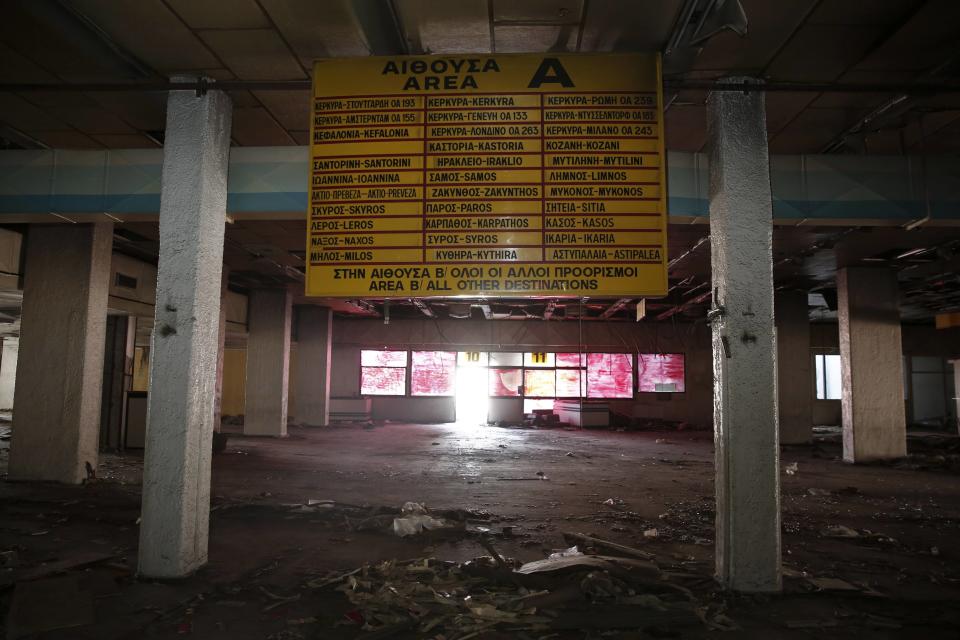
[316,543,716,637]
[391,502,456,537]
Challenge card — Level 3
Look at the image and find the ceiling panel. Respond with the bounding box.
[199,29,306,79]
[394,0,490,54]
[45,105,136,134]
[91,133,162,148]
[260,0,369,60]
[853,0,960,72]
[29,130,102,148]
[765,25,891,82]
[693,0,818,73]
[0,43,59,83]
[253,90,310,131]
[231,106,295,146]
[165,0,270,29]
[0,94,72,132]
[88,91,167,131]
[492,0,582,23]
[769,107,865,153]
[579,0,681,52]
[806,0,922,26]
[67,0,221,72]
[494,25,577,53]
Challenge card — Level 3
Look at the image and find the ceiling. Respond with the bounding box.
[0,0,958,154]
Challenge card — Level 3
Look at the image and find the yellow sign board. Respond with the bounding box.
[306,53,667,298]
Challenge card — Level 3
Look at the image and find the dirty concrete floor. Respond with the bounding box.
[1,422,959,638]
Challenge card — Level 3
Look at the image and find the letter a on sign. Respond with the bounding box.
[528,58,574,88]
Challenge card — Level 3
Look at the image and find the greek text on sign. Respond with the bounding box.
[306,53,667,298]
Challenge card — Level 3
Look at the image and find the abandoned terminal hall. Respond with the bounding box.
[1,0,960,637]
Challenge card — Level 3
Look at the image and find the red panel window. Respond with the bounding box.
[360,349,407,395]
[637,353,686,392]
[587,353,633,398]
[556,369,585,397]
[524,369,556,397]
[489,368,522,397]
[556,352,586,367]
[360,367,406,395]
[411,351,456,396]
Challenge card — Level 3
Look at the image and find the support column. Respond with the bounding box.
[294,306,333,427]
[776,291,813,444]
[952,360,960,436]
[707,77,781,592]
[0,337,18,409]
[838,267,906,462]
[212,269,230,432]
[138,78,232,578]
[9,223,112,483]
[243,289,292,436]
[100,315,135,450]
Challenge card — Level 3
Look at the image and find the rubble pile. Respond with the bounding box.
[313,543,731,638]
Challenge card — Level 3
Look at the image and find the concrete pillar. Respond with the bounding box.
[100,315,135,450]
[776,291,813,444]
[294,306,333,427]
[212,269,230,432]
[8,223,113,483]
[837,267,906,462]
[0,337,18,409]
[952,360,960,436]
[138,79,232,578]
[707,77,781,592]
[243,289,292,436]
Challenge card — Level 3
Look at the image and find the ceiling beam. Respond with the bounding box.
[410,298,435,318]
[600,298,631,319]
[655,289,712,321]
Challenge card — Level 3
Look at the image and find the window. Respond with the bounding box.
[489,368,522,397]
[556,369,585,397]
[360,350,407,395]
[815,354,842,400]
[637,353,685,392]
[555,352,585,397]
[587,353,633,398]
[490,352,523,366]
[524,369,556,397]
[411,351,456,396]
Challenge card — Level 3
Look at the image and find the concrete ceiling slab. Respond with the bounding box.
[165,0,270,30]
[67,0,221,72]
[199,29,306,80]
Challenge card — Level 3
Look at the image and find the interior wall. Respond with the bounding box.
[331,318,714,426]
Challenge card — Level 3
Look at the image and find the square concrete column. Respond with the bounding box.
[100,315,136,450]
[952,360,960,436]
[212,269,230,432]
[138,79,232,578]
[776,291,813,444]
[838,267,906,462]
[8,223,112,483]
[244,289,292,436]
[0,337,18,409]
[707,77,781,592]
[294,306,333,427]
